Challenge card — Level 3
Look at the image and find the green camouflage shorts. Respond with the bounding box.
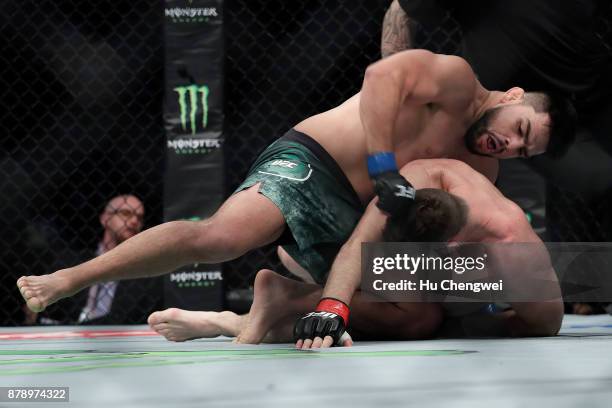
[234,129,364,283]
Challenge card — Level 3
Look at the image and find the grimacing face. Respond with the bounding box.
[465,103,551,159]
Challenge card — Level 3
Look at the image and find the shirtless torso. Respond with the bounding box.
[295,50,500,204]
[398,159,537,243]
[304,158,563,347]
[15,51,537,331]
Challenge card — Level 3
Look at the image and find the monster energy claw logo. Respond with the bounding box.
[174,85,209,135]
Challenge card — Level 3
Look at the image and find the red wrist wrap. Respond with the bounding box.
[316,298,350,325]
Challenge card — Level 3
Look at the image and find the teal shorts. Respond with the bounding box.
[234,129,364,283]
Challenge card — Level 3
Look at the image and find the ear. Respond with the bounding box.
[100,213,108,228]
[500,87,525,104]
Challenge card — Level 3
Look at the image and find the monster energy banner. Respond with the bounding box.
[163,0,224,311]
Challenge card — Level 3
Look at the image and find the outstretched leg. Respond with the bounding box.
[148,269,319,343]
[17,185,286,313]
[147,268,442,345]
[148,309,244,342]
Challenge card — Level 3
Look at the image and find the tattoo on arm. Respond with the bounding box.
[381,0,412,58]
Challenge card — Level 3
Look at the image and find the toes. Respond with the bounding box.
[147,311,164,326]
[27,298,44,313]
[148,308,178,326]
[17,280,28,294]
[165,308,181,320]
[152,323,170,332]
[234,323,256,344]
[234,335,248,344]
[234,332,257,344]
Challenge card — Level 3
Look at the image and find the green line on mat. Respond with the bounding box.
[0,349,467,358]
[0,349,473,376]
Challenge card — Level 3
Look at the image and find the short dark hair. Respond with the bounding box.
[525,92,577,158]
[383,188,468,242]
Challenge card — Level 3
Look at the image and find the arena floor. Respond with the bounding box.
[1,314,611,407]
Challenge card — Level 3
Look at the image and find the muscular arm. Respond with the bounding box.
[320,159,451,304]
[320,201,388,305]
[360,50,477,154]
[381,0,412,58]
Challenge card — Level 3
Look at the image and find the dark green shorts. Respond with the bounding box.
[234,129,364,283]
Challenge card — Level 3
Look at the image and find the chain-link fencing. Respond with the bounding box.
[1,0,611,324]
[1,0,165,325]
[223,1,461,293]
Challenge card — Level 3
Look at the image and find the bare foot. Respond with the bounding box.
[16,272,74,313]
[148,308,243,342]
[235,269,318,344]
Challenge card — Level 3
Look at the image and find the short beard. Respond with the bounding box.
[464,107,499,157]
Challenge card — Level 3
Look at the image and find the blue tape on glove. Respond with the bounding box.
[367,152,398,176]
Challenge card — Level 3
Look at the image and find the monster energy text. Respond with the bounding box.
[165,6,218,23]
[175,85,210,135]
[167,138,221,155]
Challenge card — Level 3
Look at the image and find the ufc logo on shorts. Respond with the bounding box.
[270,160,298,169]
[394,185,415,199]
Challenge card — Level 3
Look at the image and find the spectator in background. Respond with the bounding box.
[381,0,612,314]
[77,194,145,323]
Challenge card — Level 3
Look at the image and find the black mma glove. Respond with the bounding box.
[368,152,416,217]
[293,298,349,345]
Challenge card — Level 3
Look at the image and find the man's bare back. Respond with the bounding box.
[287,157,562,348]
[398,159,536,243]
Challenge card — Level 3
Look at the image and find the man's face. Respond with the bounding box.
[102,196,144,243]
[465,104,551,159]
